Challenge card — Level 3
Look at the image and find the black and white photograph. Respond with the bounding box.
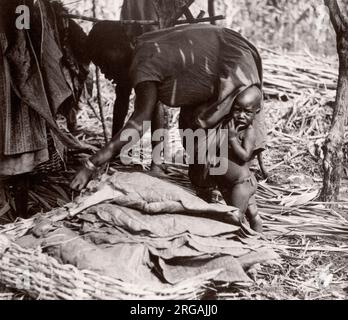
[0,0,347,303]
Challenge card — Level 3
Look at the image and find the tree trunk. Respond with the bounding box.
[320,0,348,202]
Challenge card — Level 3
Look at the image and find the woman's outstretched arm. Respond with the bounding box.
[70,81,158,191]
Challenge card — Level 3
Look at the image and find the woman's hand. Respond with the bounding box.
[70,81,158,192]
[70,167,94,191]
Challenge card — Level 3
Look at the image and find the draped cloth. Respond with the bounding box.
[5,5,81,154]
[0,31,49,175]
[0,0,86,176]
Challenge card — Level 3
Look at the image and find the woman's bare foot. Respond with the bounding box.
[194,186,215,203]
[148,163,167,177]
[224,211,243,226]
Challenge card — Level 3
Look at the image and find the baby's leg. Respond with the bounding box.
[246,197,263,233]
[214,161,263,230]
[216,180,250,225]
[246,176,263,232]
[220,183,249,213]
[213,158,250,221]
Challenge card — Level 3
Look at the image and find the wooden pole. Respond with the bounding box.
[208,0,216,25]
[176,15,224,25]
[92,1,108,145]
[62,14,225,26]
[62,14,159,25]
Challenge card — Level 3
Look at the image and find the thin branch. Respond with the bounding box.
[62,14,159,25]
[36,0,45,63]
[182,6,195,23]
[92,1,108,145]
[196,10,206,19]
[63,13,225,26]
[174,0,195,21]
[175,15,225,25]
[152,0,195,27]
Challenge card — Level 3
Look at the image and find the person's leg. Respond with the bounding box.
[11,174,29,219]
[244,175,263,232]
[112,98,129,137]
[213,160,254,226]
[113,85,132,137]
[257,152,268,179]
[245,199,263,233]
[58,100,79,134]
[178,111,216,201]
[150,103,168,176]
[218,181,250,219]
[188,163,216,203]
[0,179,6,210]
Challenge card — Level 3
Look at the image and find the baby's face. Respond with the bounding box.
[232,104,256,128]
[233,86,262,128]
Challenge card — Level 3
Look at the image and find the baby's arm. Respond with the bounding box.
[229,126,256,163]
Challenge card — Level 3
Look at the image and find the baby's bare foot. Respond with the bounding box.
[250,216,263,233]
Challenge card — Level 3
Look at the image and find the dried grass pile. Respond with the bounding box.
[261,47,338,99]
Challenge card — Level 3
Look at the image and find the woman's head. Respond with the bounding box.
[233,85,262,127]
[86,22,133,81]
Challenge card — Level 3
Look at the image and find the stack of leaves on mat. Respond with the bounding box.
[0,172,279,300]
